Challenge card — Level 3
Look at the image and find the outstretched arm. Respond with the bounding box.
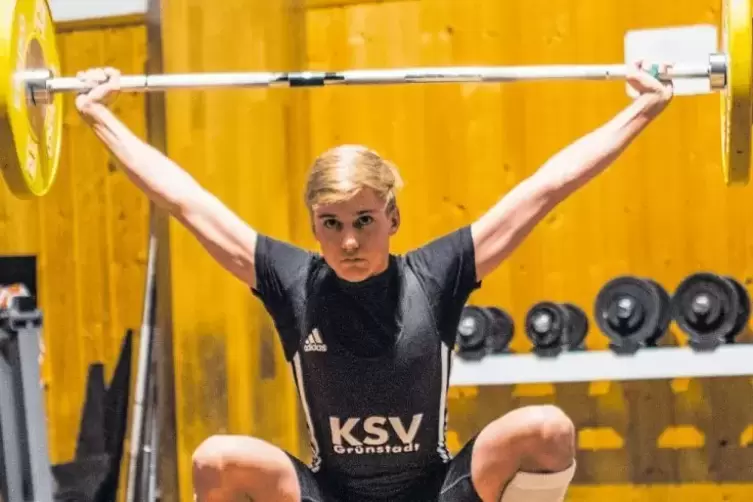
[76,68,259,288]
[471,62,674,280]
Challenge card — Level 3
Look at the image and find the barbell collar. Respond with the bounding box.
[25,58,719,104]
[709,52,727,90]
[19,68,53,105]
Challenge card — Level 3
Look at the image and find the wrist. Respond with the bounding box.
[605,93,667,136]
[77,101,110,121]
[635,93,668,119]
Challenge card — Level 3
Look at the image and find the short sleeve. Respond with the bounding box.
[405,226,481,347]
[252,234,313,360]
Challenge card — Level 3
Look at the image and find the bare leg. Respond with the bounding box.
[470,405,576,502]
[192,435,303,502]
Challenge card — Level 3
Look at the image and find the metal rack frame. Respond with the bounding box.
[449,344,753,387]
[0,300,54,502]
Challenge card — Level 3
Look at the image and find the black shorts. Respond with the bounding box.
[286,437,483,502]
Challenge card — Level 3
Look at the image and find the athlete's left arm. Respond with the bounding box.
[471,65,672,280]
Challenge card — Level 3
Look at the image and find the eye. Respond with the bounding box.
[323,218,341,230]
[354,215,374,229]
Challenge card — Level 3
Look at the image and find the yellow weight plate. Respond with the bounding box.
[0,0,63,197]
[720,0,752,186]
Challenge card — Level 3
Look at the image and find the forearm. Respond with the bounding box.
[80,103,203,213]
[531,94,665,195]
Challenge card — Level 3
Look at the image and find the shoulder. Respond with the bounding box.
[255,234,321,268]
[255,233,312,260]
[404,225,475,265]
[402,225,480,296]
[253,234,328,298]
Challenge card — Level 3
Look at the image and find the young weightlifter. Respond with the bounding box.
[75,61,673,502]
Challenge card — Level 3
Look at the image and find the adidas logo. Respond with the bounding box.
[304,328,327,353]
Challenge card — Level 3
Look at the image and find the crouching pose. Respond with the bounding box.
[74,61,673,501]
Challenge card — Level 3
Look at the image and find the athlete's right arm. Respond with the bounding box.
[76,67,259,288]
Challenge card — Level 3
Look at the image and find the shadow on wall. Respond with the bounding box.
[52,330,133,502]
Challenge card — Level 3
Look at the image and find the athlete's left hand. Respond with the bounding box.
[625,60,674,114]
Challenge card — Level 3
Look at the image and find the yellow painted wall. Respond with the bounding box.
[0,18,149,469]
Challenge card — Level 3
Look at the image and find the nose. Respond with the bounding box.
[342,233,359,253]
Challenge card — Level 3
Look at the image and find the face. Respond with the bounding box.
[312,188,399,282]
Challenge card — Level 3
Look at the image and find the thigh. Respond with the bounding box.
[436,436,484,502]
[193,434,332,502]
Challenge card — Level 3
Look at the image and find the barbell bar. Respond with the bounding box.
[1,0,752,199]
[28,61,717,95]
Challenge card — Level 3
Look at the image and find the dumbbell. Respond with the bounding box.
[670,272,750,350]
[524,302,588,356]
[456,305,515,360]
[594,276,672,354]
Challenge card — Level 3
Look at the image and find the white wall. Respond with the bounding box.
[49,0,147,22]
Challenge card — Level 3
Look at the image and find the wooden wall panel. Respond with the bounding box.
[159,1,307,499]
[302,0,753,500]
[47,23,150,464]
[0,22,149,465]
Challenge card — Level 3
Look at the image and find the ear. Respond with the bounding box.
[389,207,401,235]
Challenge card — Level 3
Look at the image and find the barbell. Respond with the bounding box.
[1,0,752,198]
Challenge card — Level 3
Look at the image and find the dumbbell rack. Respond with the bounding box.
[449,344,753,386]
[452,270,753,386]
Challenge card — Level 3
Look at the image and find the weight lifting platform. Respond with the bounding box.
[449,344,753,386]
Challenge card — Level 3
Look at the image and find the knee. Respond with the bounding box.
[518,405,575,472]
[191,435,275,488]
[192,435,233,487]
[192,435,299,500]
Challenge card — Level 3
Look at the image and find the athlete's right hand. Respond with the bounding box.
[74,67,121,114]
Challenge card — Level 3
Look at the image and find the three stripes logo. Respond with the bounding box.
[304,328,327,353]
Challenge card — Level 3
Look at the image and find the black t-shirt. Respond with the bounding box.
[252,226,480,499]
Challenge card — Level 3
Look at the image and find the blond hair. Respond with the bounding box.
[304,145,404,212]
